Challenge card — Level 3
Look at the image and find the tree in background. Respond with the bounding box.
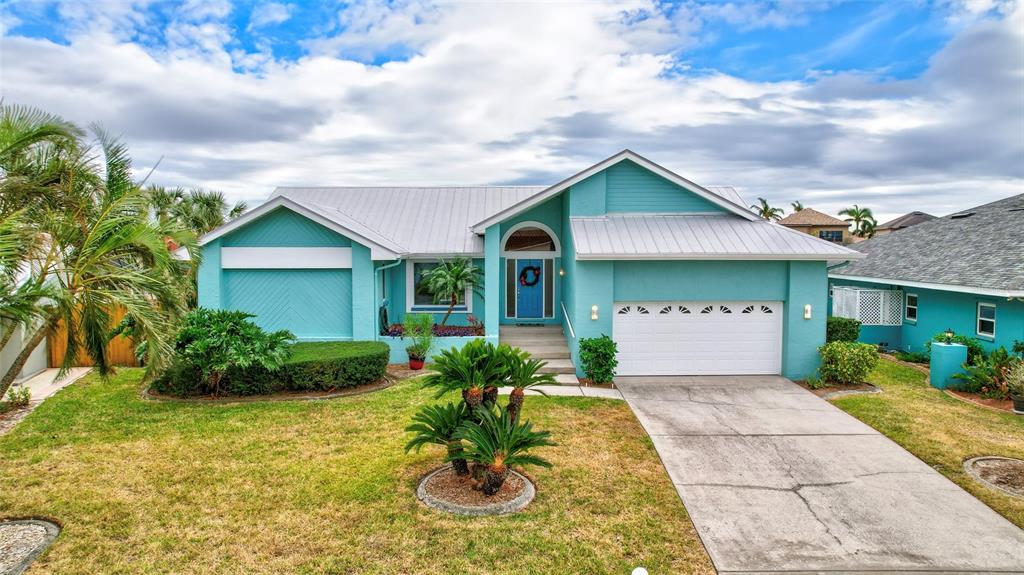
[144,186,247,237]
[839,204,877,237]
[791,201,804,212]
[750,197,784,221]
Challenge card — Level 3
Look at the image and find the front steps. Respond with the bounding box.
[499,325,579,385]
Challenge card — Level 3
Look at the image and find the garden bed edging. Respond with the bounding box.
[378,335,492,364]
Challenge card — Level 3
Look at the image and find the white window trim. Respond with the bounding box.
[976,302,996,338]
[500,221,561,257]
[905,293,918,323]
[406,259,473,314]
[504,257,555,320]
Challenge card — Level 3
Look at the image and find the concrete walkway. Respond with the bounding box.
[1,367,91,435]
[497,384,622,399]
[617,375,1024,574]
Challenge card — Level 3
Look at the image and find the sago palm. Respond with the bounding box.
[405,402,471,476]
[421,258,483,326]
[423,339,505,409]
[750,198,784,221]
[454,407,555,495]
[502,346,554,423]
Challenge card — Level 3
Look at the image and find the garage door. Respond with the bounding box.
[613,301,783,375]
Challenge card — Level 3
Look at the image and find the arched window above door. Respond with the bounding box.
[500,222,561,256]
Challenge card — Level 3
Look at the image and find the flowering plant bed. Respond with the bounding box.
[385,319,484,338]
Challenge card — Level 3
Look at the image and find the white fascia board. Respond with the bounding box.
[577,252,864,261]
[222,247,353,269]
[198,197,402,260]
[827,273,1024,298]
[471,149,758,233]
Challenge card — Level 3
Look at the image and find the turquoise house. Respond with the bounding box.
[830,194,1024,354]
[197,150,861,380]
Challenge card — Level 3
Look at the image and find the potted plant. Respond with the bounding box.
[404,313,434,370]
[1007,361,1024,415]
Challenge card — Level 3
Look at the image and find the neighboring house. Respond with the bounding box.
[829,194,1024,354]
[196,150,862,379]
[0,326,49,383]
[777,208,850,244]
[874,211,936,236]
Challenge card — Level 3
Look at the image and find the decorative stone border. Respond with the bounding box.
[0,518,60,575]
[141,376,394,403]
[819,383,882,400]
[417,465,536,516]
[963,456,1024,499]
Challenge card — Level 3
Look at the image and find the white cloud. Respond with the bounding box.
[0,0,1020,223]
[248,2,292,31]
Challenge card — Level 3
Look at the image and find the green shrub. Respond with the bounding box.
[579,335,618,384]
[1006,361,1024,398]
[952,347,1015,400]
[825,317,861,343]
[1,386,31,412]
[151,338,389,398]
[804,375,826,390]
[893,350,930,364]
[925,332,985,365]
[818,341,879,385]
[403,313,434,360]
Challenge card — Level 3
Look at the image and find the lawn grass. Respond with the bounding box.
[832,358,1024,528]
[0,369,712,575]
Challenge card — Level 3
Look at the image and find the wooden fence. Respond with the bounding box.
[48,306,139,368]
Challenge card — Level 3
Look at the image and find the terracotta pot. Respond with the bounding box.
[409,357,425,370]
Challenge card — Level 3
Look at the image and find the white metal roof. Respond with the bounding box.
[705,186,745,208]
[271,186,546,256]
[569,214,865,260]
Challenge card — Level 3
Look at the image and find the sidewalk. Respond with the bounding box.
[0,367,91,435]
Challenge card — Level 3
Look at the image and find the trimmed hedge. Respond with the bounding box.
[826,317,861,343]
[818,341,879,385]
[151,341,389,397]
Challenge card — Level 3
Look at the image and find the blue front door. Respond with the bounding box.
[516,259,543,318]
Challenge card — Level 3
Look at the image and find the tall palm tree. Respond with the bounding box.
[0,126,197,397]
[791,201,804,212]
[859,217,878,239]
[172,189,247,236]
[143,186,185,225]
[0,212,50,353]
[750,198,784,221]
[421,257,484,326]
[839,205,875,237]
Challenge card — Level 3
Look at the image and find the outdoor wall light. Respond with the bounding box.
[803,304,812,319]
[591,305,599,320]
[559,268,565,277]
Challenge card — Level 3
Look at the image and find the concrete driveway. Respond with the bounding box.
[617,376,1024,574]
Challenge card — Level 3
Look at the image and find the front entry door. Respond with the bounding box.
[515,259,544,318]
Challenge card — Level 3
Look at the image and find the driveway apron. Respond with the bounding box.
[617,375,1024,574]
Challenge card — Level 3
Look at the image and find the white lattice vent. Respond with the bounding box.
[832,287,902,326]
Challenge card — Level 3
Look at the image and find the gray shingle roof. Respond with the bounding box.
[877,211,936,230]
[570,214,862,260]
[831,194,1024,292]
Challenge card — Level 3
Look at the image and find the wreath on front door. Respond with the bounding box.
[518,265,542,287]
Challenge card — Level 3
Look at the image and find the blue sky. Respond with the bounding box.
[1,0,1021,221]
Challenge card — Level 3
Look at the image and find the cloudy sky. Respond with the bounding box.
[1,0,1021,223]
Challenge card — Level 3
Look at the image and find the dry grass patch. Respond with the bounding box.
[0,369,712,575]
[832,358,1024,527]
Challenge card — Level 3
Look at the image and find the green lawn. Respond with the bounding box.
[833,358,1024,528]
[0,370,713,575]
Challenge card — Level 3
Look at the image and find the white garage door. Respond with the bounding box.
[613,301,783,375]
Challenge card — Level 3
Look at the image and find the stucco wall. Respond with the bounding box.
[830,278,1024,353]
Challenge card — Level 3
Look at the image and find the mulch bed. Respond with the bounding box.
[143,377,393,403]
[796,381,880,399]
[946,390,1016,413]
[421,466,526,507]
[577,378,616,389]
[965,457,1024,498]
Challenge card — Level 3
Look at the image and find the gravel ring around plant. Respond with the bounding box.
[964,456,1024,499]
[819,383,882,400]
[140,375,395,403]
[417,465,536,516]
[0,519,60,575]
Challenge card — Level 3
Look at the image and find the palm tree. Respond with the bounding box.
[750,198,784,221]
[791,201,804,212]
[839,205,875,237]
[405,402,470,476]
[0,212,50,353]
[143,186,185,225]
[0,127,198,397]
[454,406,555,495]
[859,217,878,239]
[167,188,247,236]
[421,257,483,326]
[502,346,554,423]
